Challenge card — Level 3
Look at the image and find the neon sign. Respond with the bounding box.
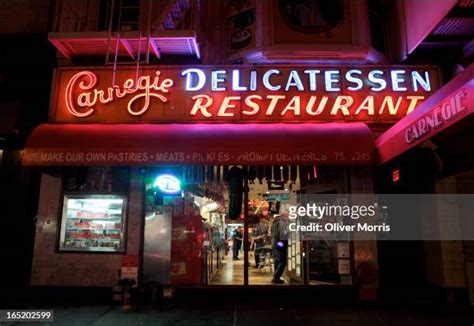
[180,68,432,92]
[65,70,173,117]
[56,66,440,123]
[153,174,181,194]
[404,88,468,144]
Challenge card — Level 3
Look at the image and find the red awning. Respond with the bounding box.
[376,64,474,164]
[22,123,375,166]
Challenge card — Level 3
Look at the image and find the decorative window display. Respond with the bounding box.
[59,195,127,252]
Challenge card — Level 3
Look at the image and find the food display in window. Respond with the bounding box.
[59,195,126,252]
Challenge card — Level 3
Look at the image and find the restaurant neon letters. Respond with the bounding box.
[57,66,439,123]
[187,94,426,118]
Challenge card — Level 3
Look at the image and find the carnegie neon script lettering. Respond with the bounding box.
[65,70,173,117]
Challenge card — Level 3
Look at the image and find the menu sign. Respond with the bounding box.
[51,65,440,123]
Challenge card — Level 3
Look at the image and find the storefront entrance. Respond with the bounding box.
[141,165,352,287]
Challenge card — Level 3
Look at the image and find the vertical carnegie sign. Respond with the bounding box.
[376,64,474,164]
[51,65,440,123]
[404,88,471,144]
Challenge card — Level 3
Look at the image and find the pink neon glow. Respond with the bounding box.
[376,64,474,164]
[65,70,173,117]
[23,123,375,166]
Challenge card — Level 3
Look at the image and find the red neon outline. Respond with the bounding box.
[65,70,173,118]
[65,71,97,118]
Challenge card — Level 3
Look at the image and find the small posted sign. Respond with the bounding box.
[121,255,139,287]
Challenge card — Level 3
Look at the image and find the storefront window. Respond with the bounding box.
[58,167,130,253]
[59,194,127,252]
[142,165,351,287]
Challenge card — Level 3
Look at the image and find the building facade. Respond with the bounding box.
[16,0,474,303]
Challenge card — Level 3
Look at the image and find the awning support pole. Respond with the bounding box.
[243,166,249,286]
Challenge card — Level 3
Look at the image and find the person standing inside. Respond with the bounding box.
[252,221,268,268]
[232,226,243,260]
[271,213,288,284]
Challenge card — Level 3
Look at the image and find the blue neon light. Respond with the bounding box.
[153,174,181,194]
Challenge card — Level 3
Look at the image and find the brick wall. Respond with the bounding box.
[0,0,51,33]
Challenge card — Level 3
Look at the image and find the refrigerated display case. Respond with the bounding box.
[59,194,127,252]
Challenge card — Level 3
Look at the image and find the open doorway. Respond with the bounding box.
[142,165,351,287]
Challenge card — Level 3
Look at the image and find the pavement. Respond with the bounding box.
[1,303,473,326]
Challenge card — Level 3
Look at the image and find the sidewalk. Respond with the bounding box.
[3,303,472,326]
